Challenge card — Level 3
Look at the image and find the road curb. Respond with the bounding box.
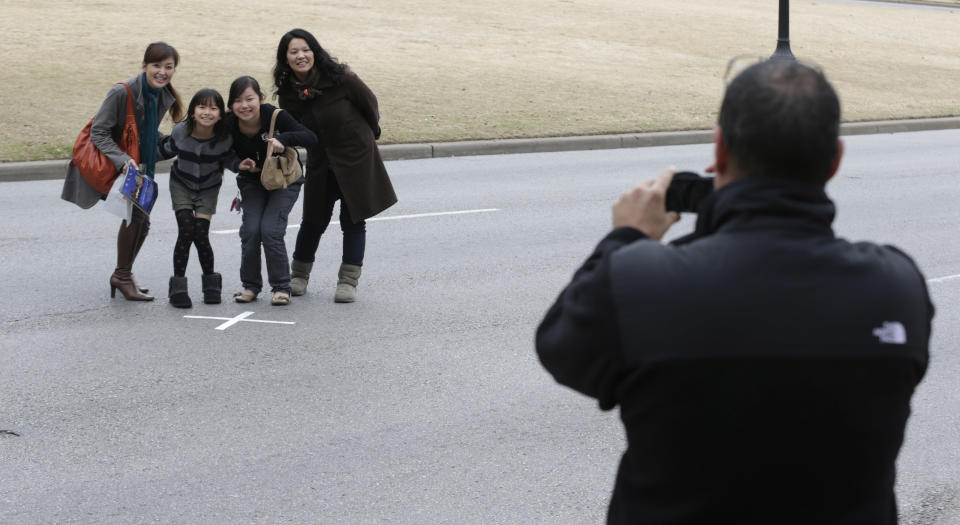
[864,0,960,8]
[839,116,960,135]
[3,116,959,183]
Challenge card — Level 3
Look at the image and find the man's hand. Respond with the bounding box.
[612,168,681,241]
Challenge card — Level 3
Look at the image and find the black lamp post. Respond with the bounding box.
[771,0,796,60]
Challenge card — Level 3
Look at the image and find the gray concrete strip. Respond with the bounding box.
[431,134,623,158]
[841,116,960,136]
[383,143,433,160]
[842,0,960,9]
[622,130,715,148]
[0,159,175,183]
[0,160,69,183]
[3,116,959,183]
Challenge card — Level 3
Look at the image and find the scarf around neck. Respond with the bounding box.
[293,71,323,101]
[139,72,162,178]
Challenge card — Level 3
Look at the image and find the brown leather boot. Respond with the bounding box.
[131,220,151,293]
[110,220,154,301]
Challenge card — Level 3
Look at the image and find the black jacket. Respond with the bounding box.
[225,104,318,178]
[536,176,932,525]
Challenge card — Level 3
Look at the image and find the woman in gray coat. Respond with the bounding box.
[62,42,184,301]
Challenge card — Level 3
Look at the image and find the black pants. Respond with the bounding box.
[293,170,365,265]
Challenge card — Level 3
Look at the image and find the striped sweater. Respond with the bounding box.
[159,122,236,193]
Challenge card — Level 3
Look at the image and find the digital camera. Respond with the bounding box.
[666,171,714,213]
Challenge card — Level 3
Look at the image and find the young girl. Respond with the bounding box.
[61,42,184,301]
[159,89,235,308]
[224,76,318,305]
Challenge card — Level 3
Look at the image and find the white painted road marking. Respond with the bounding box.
[928,274,960,284]
[212,208,500,235]
[184,311,296,331]
[211,204,960,287]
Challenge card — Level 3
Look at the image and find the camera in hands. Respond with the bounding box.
[665,171,714,213]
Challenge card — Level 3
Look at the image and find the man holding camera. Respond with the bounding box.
[536,59,933,524]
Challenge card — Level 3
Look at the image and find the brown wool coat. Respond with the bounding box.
[279,70,396,223]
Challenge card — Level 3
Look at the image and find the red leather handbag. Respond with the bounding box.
[72,82,140,194]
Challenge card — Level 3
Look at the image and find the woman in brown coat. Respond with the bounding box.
[273,28,397,303]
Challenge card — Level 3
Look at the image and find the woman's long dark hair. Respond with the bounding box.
[143,42,184,122]
[273,28,347,96]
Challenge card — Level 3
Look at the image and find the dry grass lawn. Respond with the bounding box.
[1,0,958,161]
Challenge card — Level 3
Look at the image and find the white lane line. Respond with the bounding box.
[212,208,500,235]
[365,208,500,221]
[927,274,960,284]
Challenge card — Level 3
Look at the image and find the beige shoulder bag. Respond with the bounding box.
[260,109,303,190]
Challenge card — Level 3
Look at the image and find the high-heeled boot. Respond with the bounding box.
[110,220,154,301]
[131,219,151,294]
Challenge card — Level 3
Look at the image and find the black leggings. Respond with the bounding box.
[173,209,214,276]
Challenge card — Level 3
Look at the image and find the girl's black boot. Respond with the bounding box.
[168,276,192,308]
[202,273,222,304]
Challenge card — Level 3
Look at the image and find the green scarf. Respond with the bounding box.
[139,72,162,179]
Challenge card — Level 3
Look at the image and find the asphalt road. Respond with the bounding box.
[2,129,959,524]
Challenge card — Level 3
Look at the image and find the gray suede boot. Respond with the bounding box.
[290,259,313,296]
[334,264,362,303]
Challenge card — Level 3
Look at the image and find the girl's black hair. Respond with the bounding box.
[273,28,347,96]
[228,76,265,107]
[185,88,228,140]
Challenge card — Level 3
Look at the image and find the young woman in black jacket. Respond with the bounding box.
[224,76,318,306]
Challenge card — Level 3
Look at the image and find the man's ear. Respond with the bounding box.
[712,126,736,189]
[713,126,728,176]
[826,139,844,182]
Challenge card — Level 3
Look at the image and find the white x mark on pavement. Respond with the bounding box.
[184,311,296,331]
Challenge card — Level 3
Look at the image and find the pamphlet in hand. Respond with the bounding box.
[119,163,158,215]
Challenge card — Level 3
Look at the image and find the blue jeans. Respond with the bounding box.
[237,176,302,294]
